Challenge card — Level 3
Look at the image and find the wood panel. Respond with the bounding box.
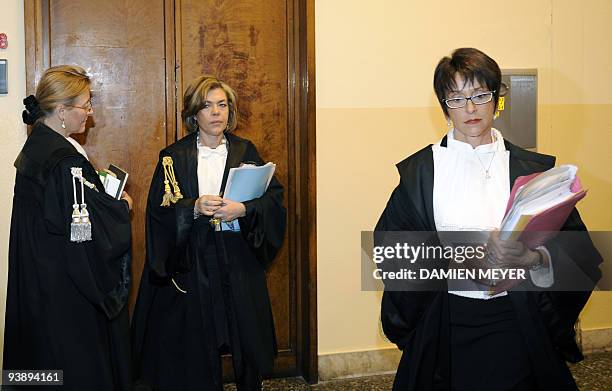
[178,0,296,376]
[299,0,318,381]
[26,0,169,311]
[25,0,317,382]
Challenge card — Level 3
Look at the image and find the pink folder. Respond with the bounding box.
[488,172,586,295]
[503,172,586,249]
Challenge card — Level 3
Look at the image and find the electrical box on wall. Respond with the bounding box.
[494,69,537,149]
[0,59,7,94]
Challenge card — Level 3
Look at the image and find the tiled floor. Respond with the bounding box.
[224,351,612,390]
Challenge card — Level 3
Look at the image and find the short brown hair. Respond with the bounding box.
[433,48,501,117]
[181,75,238,133]
[36,65,91,119]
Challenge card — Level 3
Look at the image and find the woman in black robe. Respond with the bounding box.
[131,75,286,391]
[376,48,602,390]
[3,65,133,390]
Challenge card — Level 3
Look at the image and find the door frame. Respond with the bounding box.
[24,0,318,382]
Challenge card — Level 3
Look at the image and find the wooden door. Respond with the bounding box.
[24,0,317,381]
[24,0,168,316]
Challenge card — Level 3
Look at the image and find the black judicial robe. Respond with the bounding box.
[3,123,132,390]
[376,137,602,391]
[131,131,286,390]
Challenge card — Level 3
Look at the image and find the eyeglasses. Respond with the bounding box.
[66,99,93,111]
[442,91,496,109]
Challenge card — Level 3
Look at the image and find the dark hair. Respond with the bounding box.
[181,75,238,133]
[433,48,501,117]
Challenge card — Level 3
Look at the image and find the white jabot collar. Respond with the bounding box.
[65,136,89,160]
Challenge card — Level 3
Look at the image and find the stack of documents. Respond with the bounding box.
[500,164,587,248]
[486,165,586,295]
[224,162,276,202]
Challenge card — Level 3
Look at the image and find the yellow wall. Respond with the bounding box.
[0,0,26,366]
[316,0,612,354]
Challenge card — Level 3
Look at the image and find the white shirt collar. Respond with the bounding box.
[197,136,228,157]
[447,128,505,154]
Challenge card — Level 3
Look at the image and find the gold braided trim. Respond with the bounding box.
[160,156,183,206]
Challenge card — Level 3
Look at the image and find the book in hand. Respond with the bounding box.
[98,164,129,200]
[223,162,276,202]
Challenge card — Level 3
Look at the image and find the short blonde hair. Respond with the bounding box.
[36,65,91,118]
[181,75,238,133]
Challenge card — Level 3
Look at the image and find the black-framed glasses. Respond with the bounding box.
[442,90,496,109]
[66,99,93,111]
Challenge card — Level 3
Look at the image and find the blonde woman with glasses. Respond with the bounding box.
[3,65,133,390]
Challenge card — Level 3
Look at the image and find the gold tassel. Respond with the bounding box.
[161,179,173,207]
[166,157,183,200]
[161,157,182,206]
[209,217,222,231]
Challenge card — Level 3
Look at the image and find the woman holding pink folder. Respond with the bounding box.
[376,48,601,390]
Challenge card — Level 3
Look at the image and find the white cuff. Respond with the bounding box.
[529,246,554,288]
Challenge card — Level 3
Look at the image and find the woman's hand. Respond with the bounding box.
[213,199,246,222]
[121,191,133,211]
[195,195,224,216]
[486,230,546,269]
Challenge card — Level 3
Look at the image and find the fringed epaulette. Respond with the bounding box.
[160,156,183,206]
[70,167,92,242]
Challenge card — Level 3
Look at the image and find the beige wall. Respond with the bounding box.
[0,0,26,364]
[316,0,612,355]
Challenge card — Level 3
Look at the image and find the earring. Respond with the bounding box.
[493,111,499,120]
[446,119,452,128]
[61,119,66,129]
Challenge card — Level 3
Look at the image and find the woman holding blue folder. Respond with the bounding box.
[376,48,601,390]
[132,75,286,390]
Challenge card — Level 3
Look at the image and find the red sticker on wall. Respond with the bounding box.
[0,33,8,49]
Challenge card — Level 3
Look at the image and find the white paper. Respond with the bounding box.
[500,164,578,238]
[104,175,121,199]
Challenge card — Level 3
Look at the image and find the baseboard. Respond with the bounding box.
[581,327,612,354]
[318,348,401,381]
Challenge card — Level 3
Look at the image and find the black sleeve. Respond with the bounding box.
[145,153,197,280]
[375,175,427,232]
[536,208,603,362]
[237,141,287,269]
[43,156,131,319]
[375,174,436,349]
